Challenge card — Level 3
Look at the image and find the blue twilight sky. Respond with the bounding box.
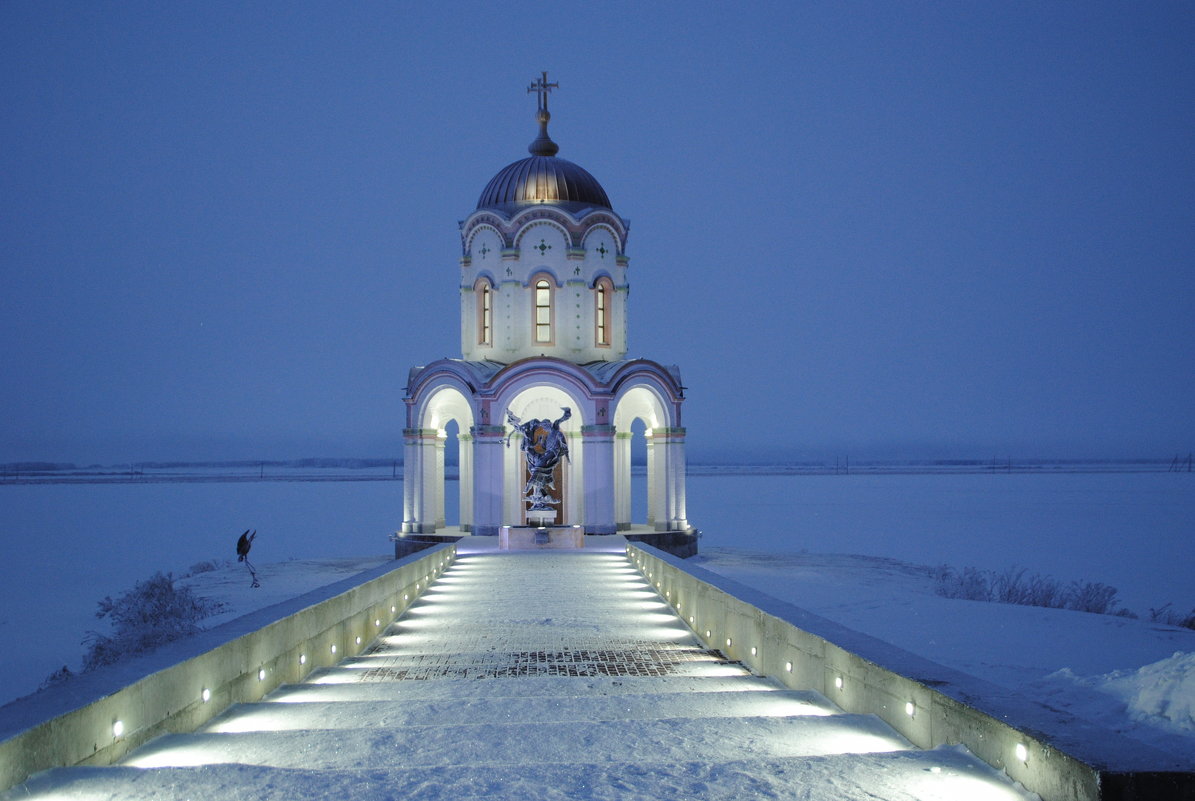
[1,1,1192,464]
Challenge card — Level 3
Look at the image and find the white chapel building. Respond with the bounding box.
[400,75,693,551]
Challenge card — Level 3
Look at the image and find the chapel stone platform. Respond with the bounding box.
[11,543,1035,800]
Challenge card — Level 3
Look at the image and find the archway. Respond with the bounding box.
[501,385,583,526]
[613,385,668,530]
[410,385,475,532]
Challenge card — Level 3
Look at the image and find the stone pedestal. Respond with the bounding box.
[499,525,585,550]
[526,509,557,527]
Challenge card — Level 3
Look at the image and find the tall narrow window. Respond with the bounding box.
[478,283,492,345]
[534,279,552,343]
[595,282,609,346]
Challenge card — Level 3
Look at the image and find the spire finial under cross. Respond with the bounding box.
[526,71,560,157]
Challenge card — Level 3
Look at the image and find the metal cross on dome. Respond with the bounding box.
[528,71,558,113]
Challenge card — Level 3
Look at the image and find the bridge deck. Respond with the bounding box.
[11,541,1037,800]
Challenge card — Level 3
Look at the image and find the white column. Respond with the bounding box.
[470,424,506,536]
[434,433,447,528]
[458,432,474,532]
[401,428,439,534]
[614,430,632,530]
[646,434,658,529]
[653,427,689,532]
[582,424,616,534]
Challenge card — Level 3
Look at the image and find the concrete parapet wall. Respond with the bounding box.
[0,544,456,794]
[627,543,1193,801]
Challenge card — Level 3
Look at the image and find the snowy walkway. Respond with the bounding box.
[12,543,1038,800]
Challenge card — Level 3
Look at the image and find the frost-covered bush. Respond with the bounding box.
[934,564,1132,618]
[933,565,990,601]
[1068,580,1123,615]
[39,665,74,690]
[185,559,227,576]
[83,572,227,670]
[1149,604,1195,630]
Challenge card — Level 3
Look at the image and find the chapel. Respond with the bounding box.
[399,74,693,552]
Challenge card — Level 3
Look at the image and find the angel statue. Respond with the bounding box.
[505,407,571,511]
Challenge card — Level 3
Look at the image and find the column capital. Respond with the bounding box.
[470,424,508,439]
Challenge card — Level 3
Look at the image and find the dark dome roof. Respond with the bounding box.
[476,155,612,213]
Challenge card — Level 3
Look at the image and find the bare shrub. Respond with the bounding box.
[185,559,227,576]
[1068,581,1122,615]
[83,572,227,670]
[934,564,1132,619]
[933,565,991,601]
[1150,604,1195,630]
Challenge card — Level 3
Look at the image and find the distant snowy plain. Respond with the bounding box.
[0,469,1191,764]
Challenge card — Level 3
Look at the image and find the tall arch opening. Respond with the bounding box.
[613,385,669,531]
[630,417,649,525]
[406,385,474,533]
[501,385,583,526]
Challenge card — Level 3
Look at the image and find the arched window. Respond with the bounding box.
[476,281,493,346]
[534,278,553,344]
[594,278,613,347]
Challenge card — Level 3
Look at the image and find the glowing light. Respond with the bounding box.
[905,701,916,717]
[355,636,361,645]
[331,644,337,654]
[751,646,757,657]
[201,688,211,703]
[112,720,124,738]
[391,605,396,613]
[299,654,306,665]
[725,638,732,648]
[1015,743,1028,763]
[258,668,265,681]
[705,630,711,638]
[786,661,793,672]
[835,676,844,690]
[375,619,381,627]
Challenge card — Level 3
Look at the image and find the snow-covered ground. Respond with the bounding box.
[0,470,1191,766]
[692,548,1195,764]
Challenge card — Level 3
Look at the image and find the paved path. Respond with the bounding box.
[12,543,1037,800]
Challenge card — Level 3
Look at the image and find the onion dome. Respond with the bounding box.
[476,72,613,213]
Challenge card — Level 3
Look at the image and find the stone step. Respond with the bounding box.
[124,713,913,770]
[206,688,839,732]
[268,672,782,702]
[23,748,1035,801]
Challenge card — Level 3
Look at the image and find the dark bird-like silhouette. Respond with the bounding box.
[236,529,260,587]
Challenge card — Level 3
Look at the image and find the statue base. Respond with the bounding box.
[499,525,585,550]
